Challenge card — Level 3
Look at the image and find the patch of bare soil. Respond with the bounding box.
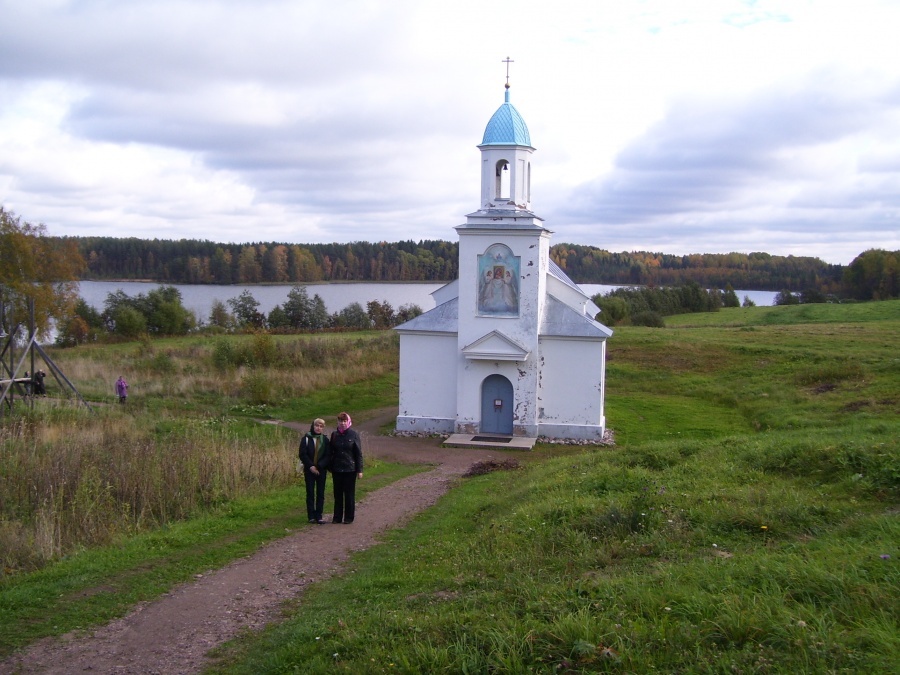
[0,409,506,675]
[462,458,521,477]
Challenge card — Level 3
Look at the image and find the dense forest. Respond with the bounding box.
[57,236,850,292]
[63,237,459,285]
[552,245,845,293]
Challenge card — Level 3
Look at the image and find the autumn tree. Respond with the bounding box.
[227,290,265,328]
[332,302,371,330]
[723,283,740,308]
[842,249,899,300]
[774,290,800,305]
[55,298,103,347]
[281,286,329,330]
[237,246,262,283]
[395,303,423,325]
[0,207,84,340]
[366,300,395,329]
[208,299,235,330]
[101,286,195,336]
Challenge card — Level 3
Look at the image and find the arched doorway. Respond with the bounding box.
[481,374,513,435]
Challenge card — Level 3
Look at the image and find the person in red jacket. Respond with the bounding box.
[329,412,363,524]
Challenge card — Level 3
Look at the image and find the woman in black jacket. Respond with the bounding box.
[329,412,363,524]
[299,418,331,524]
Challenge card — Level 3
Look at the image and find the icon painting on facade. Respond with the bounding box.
[477,243,520,316]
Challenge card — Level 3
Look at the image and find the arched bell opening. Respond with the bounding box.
[495,160,510,200]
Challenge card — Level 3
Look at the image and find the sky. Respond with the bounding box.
[2,1,899,266]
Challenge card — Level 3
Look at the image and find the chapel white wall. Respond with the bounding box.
[396,333,457,433]
[537,336,607,438]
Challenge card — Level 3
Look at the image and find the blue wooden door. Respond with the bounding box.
[481,374,513,435]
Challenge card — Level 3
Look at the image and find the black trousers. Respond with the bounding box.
[304,469,327,521]
[331,472,358,523]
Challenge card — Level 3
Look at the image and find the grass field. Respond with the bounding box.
[2,301,898,672]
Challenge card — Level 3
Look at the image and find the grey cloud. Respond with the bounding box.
[1,1,411,91]
[558,73,899,226]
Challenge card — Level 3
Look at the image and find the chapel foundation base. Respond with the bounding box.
[443,434,536,450]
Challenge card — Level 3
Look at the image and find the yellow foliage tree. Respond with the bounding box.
[0,207,85,339]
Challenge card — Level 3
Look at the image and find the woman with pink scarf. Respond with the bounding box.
[329,412,363,524]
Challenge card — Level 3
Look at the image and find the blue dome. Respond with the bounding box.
[481,89,531,147]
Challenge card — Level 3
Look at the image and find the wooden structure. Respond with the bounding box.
[0,298,93,416]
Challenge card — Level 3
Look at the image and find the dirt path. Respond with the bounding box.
[1,409,508,675]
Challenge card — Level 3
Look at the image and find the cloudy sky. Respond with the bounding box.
[2,1,899,265]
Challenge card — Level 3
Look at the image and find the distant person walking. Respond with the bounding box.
[299,418,331,524]
[115,375,128,404]
[329,412,363,524]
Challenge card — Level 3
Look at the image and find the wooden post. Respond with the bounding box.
[30,299,36,405]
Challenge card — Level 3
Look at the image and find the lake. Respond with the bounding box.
[77,281,778,321]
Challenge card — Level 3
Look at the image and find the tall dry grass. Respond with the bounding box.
[52,332,398,403]
[0,412,294,571]
[1,331,399,573]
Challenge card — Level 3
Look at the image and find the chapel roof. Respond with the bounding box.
[540,294,613,339]
[480,89,532,147]
[548,259,581,293]
[393,297,458,333]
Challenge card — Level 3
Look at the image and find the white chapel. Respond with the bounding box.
[394,80,612,441]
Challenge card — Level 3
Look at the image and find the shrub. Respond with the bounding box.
[242,371,274,405]
[211,338,237,370]
[55,316,92,347]
[631,311,665,327]
[594,295,628,325]
[110,306,147,338]
[774,290,800,305]
[250,333,278,367]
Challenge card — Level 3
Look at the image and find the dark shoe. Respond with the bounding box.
[332,520,343,524]
[316,519,325,524]
[308,518,317,523]
[343,520,354,524]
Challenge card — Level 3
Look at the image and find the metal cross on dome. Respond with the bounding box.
[502,56,514,88]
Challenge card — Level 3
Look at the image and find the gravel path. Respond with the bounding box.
[1,410,506,675]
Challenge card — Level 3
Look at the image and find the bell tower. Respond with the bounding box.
[453,66,551,437]
[477,85,534,211]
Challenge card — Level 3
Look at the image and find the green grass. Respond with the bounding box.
[263,371,400,424]
[206,300,899,673]
[665,300,900,327]
[210,422,898,674]
[606,301,900,443]
[0,460,422,655]
[3,301,899,672]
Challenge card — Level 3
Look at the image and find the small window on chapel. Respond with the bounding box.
[527,162,531,202]
[495,160,510,199]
